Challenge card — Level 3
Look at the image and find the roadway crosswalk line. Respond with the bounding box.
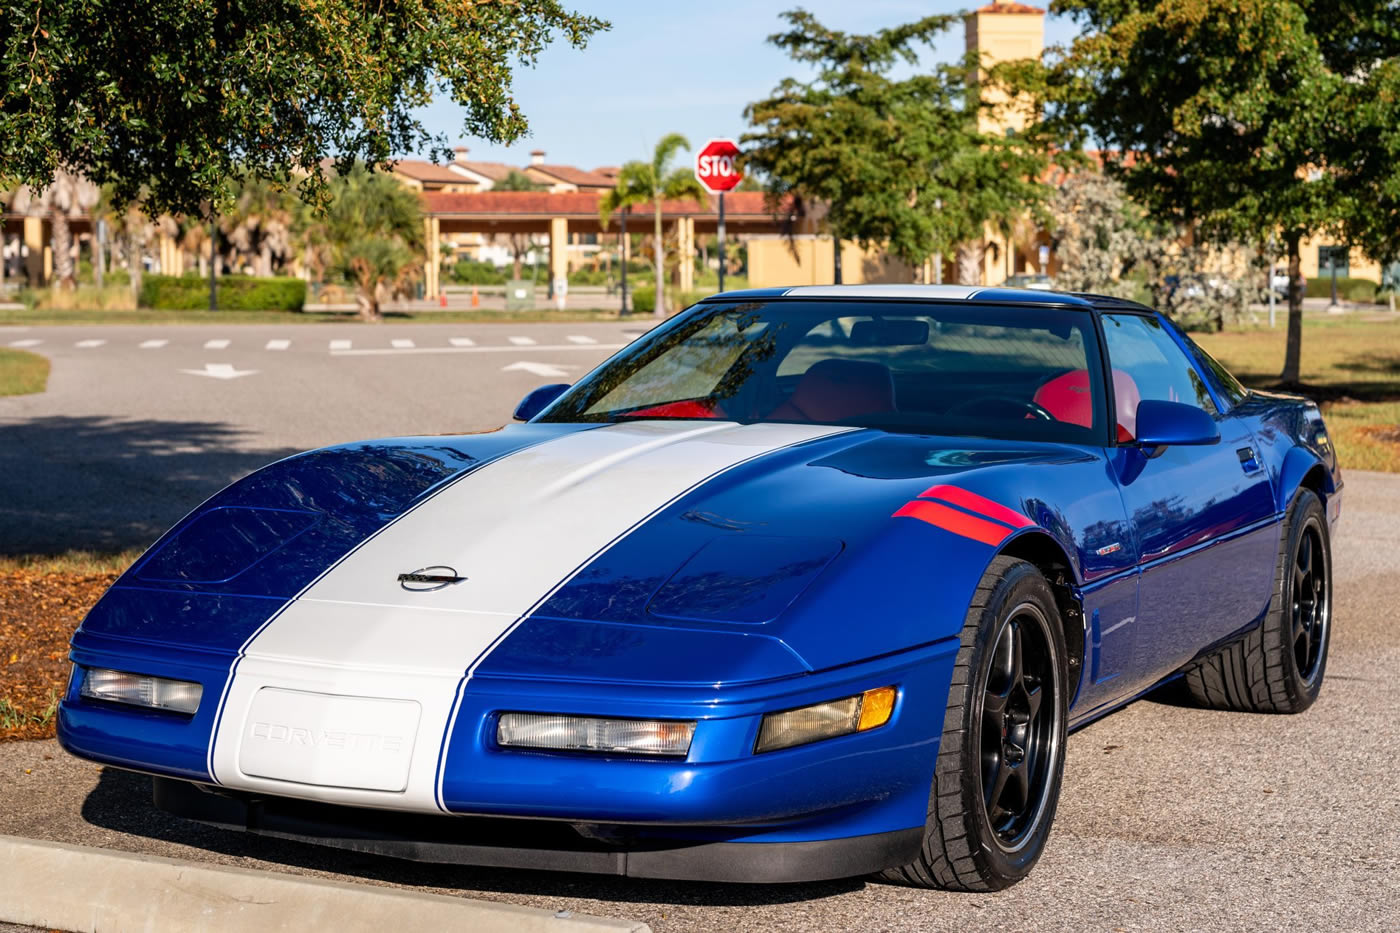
[139,339,169,349]
[8,339,42,348]
[204,339,230,350]
[449,337,476,347]
[266,339,291,351]
[508,336,536,346]
[566,335,598,344]
[329,339,352,351]
[75,339,106,348]
[391,338,415,349]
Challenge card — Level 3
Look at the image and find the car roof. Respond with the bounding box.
[701,284,1155,313]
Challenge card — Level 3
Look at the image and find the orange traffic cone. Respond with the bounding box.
[439,290,447,308]
[471,286,479,308]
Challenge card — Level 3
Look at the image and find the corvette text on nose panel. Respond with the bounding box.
[239,689,421,792]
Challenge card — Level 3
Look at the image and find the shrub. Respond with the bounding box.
[139,275,306,311]
[449,259,507,285]
[1305,276,1377,303]
[629,286,655,313]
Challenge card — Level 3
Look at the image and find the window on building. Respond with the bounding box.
[1318,245,1350,279]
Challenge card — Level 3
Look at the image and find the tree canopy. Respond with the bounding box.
[1,0,607,217]
[742,9,1049,279]
[1008,0,1400,381]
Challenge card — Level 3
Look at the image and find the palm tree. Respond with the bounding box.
[222,176,294,276]
[298,165,424,322]
[599,134,707,317]
[11,169,100,290]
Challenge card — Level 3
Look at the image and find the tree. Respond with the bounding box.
[599,134,708,317]
[9,169,99,289]
[1012,0,1400,384]
[222,176,294,276]
[742,10,1049,284]
[299,166,423,322]
[491,171,547,279]
[1,1,607,217]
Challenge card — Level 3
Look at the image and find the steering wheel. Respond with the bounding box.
[945,395,1056,422]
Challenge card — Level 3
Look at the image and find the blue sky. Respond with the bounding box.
[414,1,1081,171]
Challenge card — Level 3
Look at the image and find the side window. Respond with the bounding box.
[1101,314,1217,441]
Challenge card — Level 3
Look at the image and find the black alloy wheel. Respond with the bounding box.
[1290,520,1329,684]
[884,556,1068,891]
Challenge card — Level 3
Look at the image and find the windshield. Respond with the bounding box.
[540,300,1107,444]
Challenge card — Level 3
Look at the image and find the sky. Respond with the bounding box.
[412,1,1082,171]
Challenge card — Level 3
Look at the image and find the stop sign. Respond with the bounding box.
[694,138,743,194]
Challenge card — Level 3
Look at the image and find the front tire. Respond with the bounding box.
[1185,488,1331,714]
[883,556,1068,891]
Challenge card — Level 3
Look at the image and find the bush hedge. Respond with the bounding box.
[1305,276,1377,303]
[139,275,306,311]
[449,259,508,286]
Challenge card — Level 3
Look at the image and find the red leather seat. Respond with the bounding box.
[1033,369,1142,442]
[768,359,897,423]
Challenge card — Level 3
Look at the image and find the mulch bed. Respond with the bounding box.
[0,571,116,741]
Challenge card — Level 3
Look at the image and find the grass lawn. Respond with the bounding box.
[0,307,636,326]
[1195,316,1400,472]
[0,348,50,396]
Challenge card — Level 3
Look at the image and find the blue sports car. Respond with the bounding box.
[58,285,1340,890]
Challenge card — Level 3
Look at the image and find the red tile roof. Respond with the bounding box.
[391,159,470,184]
[974,2,1045,13]
[422,190,776,217]
[527,164,617,188]
[457,161,518,183]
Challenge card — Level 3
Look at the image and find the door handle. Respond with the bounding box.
[1237,447,1262,474]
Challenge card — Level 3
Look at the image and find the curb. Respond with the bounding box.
[0,835,652,933]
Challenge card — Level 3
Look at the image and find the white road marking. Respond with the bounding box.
[449,337,476,347]
[180,363,258,380]
[331,343,625,357]
[204,339,230,350]
[139,339,169,349]
[265,339,291,351]
[502,361,574,378]
[508,336,536,346]
[8,339,42,348]
[391,338,415,349]
[75,339,106,348]
[566,335,597,344]
[329,339,352,351]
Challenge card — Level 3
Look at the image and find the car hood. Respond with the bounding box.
[88,421,1105,684]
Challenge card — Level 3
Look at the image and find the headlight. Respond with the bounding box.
[755,685,896,754]
[496,713,695,757]
[80,668,203,715]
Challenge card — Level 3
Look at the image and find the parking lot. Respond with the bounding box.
[1,320,1396,931]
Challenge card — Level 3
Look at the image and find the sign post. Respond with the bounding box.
[694,138,743,295]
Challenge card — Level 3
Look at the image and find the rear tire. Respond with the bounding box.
[882,556,1068,891]
[1185,488,1331,713]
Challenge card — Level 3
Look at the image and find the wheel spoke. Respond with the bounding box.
[1008,759,1031,811]
[982,688,1008,740]
[1007,620,1025,691]
[984,756,1012,818]
[1024,682,1043,724]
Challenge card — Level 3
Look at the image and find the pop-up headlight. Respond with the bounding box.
[80,668,203,715]
[755,686,896,753]
[497,713,694,757]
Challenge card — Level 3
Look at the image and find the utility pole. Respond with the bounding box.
[619,207,630,314]
[833,236,842,285]
[717,192,726,295]
[209,217,218,312]
[1268,233,1276,328]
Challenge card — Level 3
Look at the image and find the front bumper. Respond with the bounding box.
[153,776,924,882]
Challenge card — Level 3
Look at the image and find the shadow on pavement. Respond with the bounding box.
[0,415,298,555]
[80,769,866,908]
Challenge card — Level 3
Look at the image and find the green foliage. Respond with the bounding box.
[1305,277,1379,303]
[0,348,50,397]
[742,9,1050,271]
[450,259,508,286]
[493,171,548,192]
[599,134,709,316]
[139,275,306,311]
[630,286,656,314]
[1,1,607,217]
[297,165,423,320]
[1014,0,1400,379]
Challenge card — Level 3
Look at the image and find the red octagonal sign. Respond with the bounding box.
[694,138,743,195]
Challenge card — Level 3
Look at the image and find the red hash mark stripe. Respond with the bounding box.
[893,500,1014,547]
[917,484,1033,529]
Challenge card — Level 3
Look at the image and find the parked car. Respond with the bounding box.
[59,284,1340,891]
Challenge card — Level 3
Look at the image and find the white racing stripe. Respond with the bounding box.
[209,421,850,812]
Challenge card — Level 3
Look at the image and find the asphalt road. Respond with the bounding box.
[0,321,646,554]
[2,321,1397,930]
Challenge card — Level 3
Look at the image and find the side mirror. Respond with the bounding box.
[1133,399,1220,448]
[513,383,570,422]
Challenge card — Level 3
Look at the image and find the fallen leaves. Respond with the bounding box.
[0,569,117,741]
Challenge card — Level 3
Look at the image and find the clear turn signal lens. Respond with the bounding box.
[755,685,897,754]
[80,668,203,715]
[496,713,695,757]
